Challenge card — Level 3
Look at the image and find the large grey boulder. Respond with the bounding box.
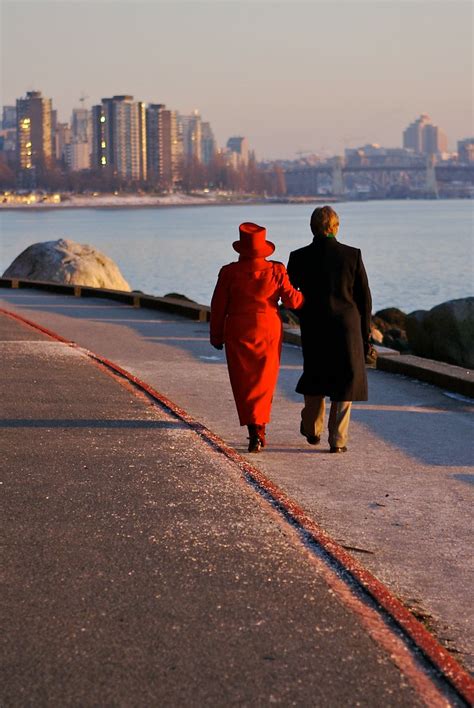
[406,297,474,368]
[2,239,131,291]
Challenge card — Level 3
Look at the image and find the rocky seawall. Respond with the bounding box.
[367,301,473,369]
[282,299,474,370]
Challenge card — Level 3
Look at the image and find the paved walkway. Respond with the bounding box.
[1,289,473,702]
[1,312,431,706]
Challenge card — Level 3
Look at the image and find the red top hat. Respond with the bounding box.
[233,222,275,257]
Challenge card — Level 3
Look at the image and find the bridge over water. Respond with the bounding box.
[284,160,474,197]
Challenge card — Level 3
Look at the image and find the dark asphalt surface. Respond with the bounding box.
[0,313,430,706]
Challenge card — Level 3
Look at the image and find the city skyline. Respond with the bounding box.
[2,1,472,159]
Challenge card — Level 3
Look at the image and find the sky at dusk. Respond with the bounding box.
[1,0,472,160]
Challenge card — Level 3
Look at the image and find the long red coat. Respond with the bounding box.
[210,258,304,426]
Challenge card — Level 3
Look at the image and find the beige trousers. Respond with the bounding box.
[302,395,352,448]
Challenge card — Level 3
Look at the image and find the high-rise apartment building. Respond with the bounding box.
[201,122,216,165]
[170,111,183,184]
[147,104,168,187]
[226,136,249,166]
[0,128,16,155]
[403,114,428,153]
[147,103,164,184]
[403,114,447,156]
[147,104,182,188]
[138,101,147,182]
[92,95,147,181]
[71,108,91,144]
[55,122,71,162]
[457,137,474,163]
[65,140,91,171]
[179,111,202,163]
[91,102,112,170]
[69,107,92,170]
[2,106,17,129]
[16,90,53,173]
[422,123,448,155]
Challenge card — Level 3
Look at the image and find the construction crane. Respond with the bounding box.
[79,92,89,106]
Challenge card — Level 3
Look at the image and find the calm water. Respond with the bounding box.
[1,200,473,313]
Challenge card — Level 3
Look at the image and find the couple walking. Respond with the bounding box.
[210,206,372,454]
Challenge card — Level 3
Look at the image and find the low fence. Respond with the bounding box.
[0,277,211,322]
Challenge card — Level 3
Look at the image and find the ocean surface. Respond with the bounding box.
[1,200,473,313]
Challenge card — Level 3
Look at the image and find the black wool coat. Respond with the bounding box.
[287,237,372,401]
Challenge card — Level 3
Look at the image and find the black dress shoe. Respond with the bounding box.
[300,421,320,445]
[330,446,347,453]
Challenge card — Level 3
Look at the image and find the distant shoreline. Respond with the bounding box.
[1,193,469,212]
[0,194,337,211]
[0,200,268,212]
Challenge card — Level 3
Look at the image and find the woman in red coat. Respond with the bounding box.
[210,222,304,452]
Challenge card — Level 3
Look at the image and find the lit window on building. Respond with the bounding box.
[101,140,106,148]
[100,116,106,123]
[101,156,107,165]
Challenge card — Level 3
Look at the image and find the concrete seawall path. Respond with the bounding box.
[1,289,473,704]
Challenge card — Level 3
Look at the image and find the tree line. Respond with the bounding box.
[0,153,287,196]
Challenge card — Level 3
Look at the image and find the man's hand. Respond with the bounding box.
[365,342,377,366]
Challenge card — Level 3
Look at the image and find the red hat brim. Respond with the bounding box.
[232,240,275,257]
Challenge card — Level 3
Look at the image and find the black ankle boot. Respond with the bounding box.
[247,424,265,453]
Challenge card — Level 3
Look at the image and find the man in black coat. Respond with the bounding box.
[287,206,372,453]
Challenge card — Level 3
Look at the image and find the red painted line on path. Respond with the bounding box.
[0,307,73,343]
[2,305,473,706]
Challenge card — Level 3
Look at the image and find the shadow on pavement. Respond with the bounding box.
[1,419,186,429]
[349,407,473,467]
[451,473,474,485]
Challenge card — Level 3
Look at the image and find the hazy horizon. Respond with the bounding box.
[1,0,472,160]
